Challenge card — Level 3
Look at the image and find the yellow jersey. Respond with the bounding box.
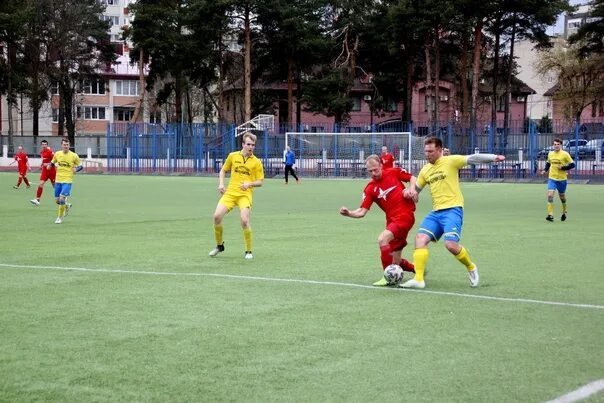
[52,150,81,183]
[223,151,264,195]
[417,155,468,211]
[547,150,573,181]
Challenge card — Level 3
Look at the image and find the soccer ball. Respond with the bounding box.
[384,264,404,285]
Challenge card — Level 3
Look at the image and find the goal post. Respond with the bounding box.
[285,131,423,176]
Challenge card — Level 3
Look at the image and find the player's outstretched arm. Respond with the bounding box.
[339,207,368,218]
[466,153,505,165]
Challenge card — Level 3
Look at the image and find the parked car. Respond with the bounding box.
[537,139,587,159]
[578,138,604,159]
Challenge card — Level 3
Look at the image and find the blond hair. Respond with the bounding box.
[242,132,257,144]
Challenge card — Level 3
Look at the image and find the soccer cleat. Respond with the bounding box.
[545,215,554,222]
[208,243,225,257]
[468,265,479,287]
[64,203,72,216]
[30,199,40,206]
[54,217,62,224]
[13,186,18,189]
[244,251,253,259]
[372,277,389,286]
[26,185,31,189]
[399,278,426,289]
[561,213,567,221]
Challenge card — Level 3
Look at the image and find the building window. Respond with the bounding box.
[81,79,106,95]
[149,110,161,124]
[77,106,106,120]
[351,96,362,111]
[114,107,134,121]
[115,80,139,96]
[101,15,120,26]
[424,96,435,112]
[385,97,397,112]
[104,0,116,5]
[50,81,59,95]
[52,109,59,123]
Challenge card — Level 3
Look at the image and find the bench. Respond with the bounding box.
[82,159,103,173]
[316,162,353,177]
[592,163,604,174]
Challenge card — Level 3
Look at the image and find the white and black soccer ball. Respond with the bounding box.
[384,264,404,285]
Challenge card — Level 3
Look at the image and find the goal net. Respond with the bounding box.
[284,131,425,177]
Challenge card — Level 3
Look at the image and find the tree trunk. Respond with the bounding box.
[434,28,441,132]
[470,22,483,137]
[459,31,470,131]
[504,18,517,147]
[130,48,146,123]
[491,24,501,146]
[244,7,252,122]
[424,36,434,132]
[175,74,183,123]
[62,80,76,144]
[287,58,294,130]
[6,42,15,148]
[32,60,40,137]
[296,66,302,128]
[58,58,65,138]
[217,33,225,122]
[404,63,413,123]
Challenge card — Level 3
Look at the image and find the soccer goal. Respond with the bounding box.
[285,131,424,177]
[236,115,275,137]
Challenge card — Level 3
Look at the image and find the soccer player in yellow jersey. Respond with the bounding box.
[401,137,505,289]
[540,138,575,222]
[50,138,82,224]
[209,132,265,259]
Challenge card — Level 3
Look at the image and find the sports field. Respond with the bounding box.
[1,172,603,402]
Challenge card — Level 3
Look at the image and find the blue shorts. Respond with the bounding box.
[547,179,567,193]
[54,183,73,198]
[418,207,464,242]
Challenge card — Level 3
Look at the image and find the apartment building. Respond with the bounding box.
[0,0,151,138]
[564,4,597,38]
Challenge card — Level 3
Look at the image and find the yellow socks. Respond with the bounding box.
[454,246,474,270]
[547,202,554,215]
[214,224,223,245]
[412,248,429,282]
[58,204,65,218]
[561,202,567,214]
[243,228,252,251]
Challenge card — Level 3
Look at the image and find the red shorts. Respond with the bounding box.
[18,168,28,176]
[40,166,56,182]
[386,215,415,252]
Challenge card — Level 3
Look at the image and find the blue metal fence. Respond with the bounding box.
[105,118,604,180]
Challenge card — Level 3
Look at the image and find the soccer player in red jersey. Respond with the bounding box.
[10,146,31,189]
[339,154,417,286]
[30,140,57,206]
[380,146,395,169]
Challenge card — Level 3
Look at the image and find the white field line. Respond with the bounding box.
[1,263,604,311]
[545,379,604,403]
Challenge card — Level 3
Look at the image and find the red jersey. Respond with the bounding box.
[381,153,395,169]
[360,168,415,222]
[40,147,54,165]
[14,152,28,169]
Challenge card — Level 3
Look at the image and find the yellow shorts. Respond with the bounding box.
[219,192,252,211]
